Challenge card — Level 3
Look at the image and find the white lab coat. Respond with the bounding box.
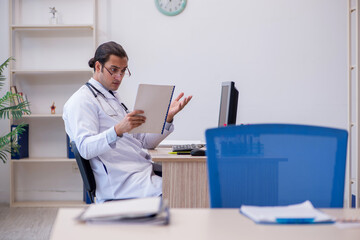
[63,78,173,203]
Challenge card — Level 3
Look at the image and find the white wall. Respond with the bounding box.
[97,0,348,142]
[0,0,348,203]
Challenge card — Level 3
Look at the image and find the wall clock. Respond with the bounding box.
[155,0,187,16]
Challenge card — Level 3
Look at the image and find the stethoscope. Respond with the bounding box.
[85,82,130,114]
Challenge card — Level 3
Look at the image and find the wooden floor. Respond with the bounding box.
[0,204,58,240]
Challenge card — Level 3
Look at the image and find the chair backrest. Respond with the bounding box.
[205,124,348,208]
[70,141,96,203]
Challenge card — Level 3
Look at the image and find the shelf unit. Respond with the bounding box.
[11,24,94,30]
[9,0,97,207]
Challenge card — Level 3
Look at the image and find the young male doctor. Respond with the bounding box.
[63,41,192,203]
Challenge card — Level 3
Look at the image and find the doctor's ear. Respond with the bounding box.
[95,61,102,73]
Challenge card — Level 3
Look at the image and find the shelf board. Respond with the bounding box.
[11,24,94,30]
[11,69,92,74]
[10,201,86,208]
[11,158,75,163]
[21,114,62,118]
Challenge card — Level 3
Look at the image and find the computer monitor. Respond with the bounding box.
[218,81,238,127]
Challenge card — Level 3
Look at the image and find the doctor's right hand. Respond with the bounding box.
[114,110,146,136]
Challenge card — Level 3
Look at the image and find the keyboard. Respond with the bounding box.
[172,144,205,152]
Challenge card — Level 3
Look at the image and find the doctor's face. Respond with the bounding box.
[95,55,128,91]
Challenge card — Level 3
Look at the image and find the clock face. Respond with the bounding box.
[155,0,187,16]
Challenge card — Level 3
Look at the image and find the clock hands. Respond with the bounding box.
[165,0,171,9]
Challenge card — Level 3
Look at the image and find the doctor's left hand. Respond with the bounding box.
[166,93,192,123]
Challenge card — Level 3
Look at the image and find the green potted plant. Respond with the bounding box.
[0,57,30,163]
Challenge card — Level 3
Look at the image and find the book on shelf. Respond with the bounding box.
[23,94,31,113]
[11,124,29,159]
[18,92,31,115]
[10,86,19,105]
[66,134,75,159]
[10,85,31,115]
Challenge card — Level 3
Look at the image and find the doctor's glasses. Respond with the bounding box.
[103,65,131,78]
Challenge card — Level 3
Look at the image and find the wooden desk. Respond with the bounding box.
[50,208,360,240]
[149,148,208,208]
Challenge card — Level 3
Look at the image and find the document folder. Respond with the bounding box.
[129,84,175,134]
[77,197,169,225]
[240,201,334,224]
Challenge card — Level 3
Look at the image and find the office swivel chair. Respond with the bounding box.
[205,124,348,208]
[71,141,96,203]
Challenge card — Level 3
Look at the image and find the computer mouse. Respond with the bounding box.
[190,148,206,156]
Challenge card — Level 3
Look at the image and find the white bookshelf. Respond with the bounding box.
[11,24,94,30]
[9,0,97,207]
[10,201,85,208]
[11,69,92,74]
[21,114,63,118]
[11,158,76,163]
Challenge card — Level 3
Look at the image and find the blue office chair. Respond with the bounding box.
[205,124,348,208]
[71,141,96,203]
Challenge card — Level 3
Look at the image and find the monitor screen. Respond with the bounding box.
[218,81,238,127]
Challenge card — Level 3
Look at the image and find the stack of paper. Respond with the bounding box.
[240,201,335,224]
[76,197,169,225]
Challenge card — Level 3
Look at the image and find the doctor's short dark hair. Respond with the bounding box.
[88,41,128,71]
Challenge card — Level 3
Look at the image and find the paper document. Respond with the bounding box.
[76,197,169,225]
[240,201,335,224]
[129,84,175,134]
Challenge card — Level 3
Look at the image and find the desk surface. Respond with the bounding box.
[50,208,360,240]
[149,148,206,162]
